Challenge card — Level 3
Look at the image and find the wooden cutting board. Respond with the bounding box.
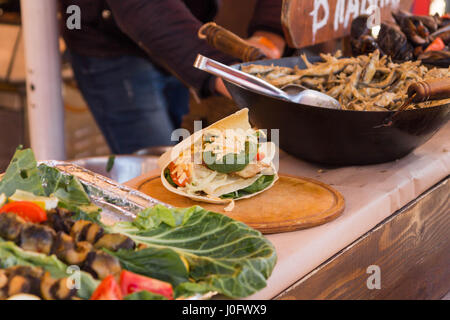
[124,170,345,234]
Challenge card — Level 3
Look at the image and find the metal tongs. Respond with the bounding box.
[194,54,341,110]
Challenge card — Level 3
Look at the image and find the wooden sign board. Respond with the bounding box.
[282,0,414,48]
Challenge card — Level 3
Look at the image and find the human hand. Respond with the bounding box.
[215,77,231,99]
[246,31,286,59]
[214,32,286,98]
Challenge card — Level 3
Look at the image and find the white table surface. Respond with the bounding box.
[246,122,450,299]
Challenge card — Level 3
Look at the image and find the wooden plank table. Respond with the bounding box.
[276,177,449,299]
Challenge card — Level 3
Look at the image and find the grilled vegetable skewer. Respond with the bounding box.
[0,266,77,300]
[1,204,174,300]
[0,209,136,280]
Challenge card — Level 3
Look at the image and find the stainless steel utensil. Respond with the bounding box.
[70,155,159,184]
[194,54,341,110]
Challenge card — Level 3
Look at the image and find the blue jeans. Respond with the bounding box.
[69,52,189,154]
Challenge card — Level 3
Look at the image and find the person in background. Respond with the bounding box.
[59,0,285,154]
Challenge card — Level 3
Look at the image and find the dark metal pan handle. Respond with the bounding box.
[198,22,267,62]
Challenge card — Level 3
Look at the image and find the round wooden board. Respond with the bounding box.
[125,172,345,234]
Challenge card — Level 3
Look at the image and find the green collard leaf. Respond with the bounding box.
[0,149,45,197]
[132,205,195,229]
[0,149,93,211]
[105,247,189,286]
[38,164,91,205]
[37,164,101,225]
[124,290,168,300]
[57,201,104,227]
[0,240,67,277]
[174,282,211,299]
[0,240,99,299]
[37,164,102,225]
[110,205,277,298]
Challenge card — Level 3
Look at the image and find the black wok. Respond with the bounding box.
[224,56,450,166]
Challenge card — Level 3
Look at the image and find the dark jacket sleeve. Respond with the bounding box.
[248,0,284,37]
[106,0,235,97]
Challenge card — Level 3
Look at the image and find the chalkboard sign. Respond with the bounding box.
[282,0,414,48]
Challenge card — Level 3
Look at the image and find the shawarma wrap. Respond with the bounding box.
[158,108,278,204]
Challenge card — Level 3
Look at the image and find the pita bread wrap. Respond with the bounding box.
[158,108,278,204]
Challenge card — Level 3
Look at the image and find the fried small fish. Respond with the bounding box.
[242,50,450,111]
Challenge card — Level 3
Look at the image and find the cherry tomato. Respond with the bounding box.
[90,275,123,300]
[168,162,189,187]
[255,152,265,161]
[0,201,47,223]
[119,270,173,300]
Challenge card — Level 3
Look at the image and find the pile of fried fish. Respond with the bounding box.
[242,50,450,111]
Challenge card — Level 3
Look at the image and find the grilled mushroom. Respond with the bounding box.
[83,251,121,279]
[0,270,8,299]
[0,212,26,241]
[0,266,77,300]
[40,272,76,300]
[7,275,32,297]
[67,241,93,266]
[51,278,76,300]
[45,208,75,234]
[94,233,136,251]
[70,220,104,244]
[0,270,7,287]
[53,232,93,265]
[7,266,43,296]
[19,224,56,255]
[8,266,44,277]
[2,208,131,283]
[70,220,135,251]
